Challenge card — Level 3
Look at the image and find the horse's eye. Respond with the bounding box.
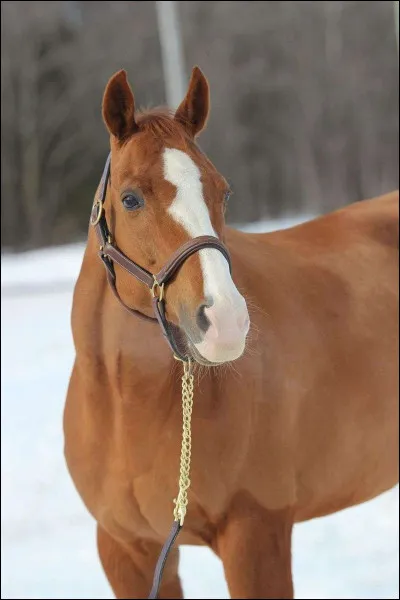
[224,190,232,204]
[122,193,143,211]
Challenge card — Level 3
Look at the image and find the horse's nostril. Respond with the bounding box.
[196,304,211,333]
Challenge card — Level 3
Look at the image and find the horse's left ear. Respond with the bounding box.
[174,66,210,138]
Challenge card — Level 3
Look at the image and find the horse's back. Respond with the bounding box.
[268,189,398,253]
[335,189,399,250]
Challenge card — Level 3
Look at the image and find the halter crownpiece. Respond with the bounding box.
[90,152,232,362]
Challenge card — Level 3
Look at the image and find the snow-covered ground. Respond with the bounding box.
[1,215,399,600]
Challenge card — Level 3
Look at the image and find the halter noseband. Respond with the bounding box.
[90,153,232,362]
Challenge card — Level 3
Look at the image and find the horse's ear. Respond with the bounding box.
[174,66,210,138]
[102,70,138,141]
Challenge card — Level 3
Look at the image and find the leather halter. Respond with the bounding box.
[90,153,232,362]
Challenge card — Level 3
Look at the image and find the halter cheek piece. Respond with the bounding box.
[90,153,232,362]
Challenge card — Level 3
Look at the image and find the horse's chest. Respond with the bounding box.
[99,421,243,543]
[65,371,254,542]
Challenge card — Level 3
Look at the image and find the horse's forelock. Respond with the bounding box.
[135,107,190,146]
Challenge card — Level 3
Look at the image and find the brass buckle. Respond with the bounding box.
[91,198,103,226]
[151,277,165,302]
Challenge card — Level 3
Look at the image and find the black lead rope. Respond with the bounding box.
[147,521,182,599]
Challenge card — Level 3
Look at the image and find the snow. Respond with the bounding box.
[1,242,86,292]
[1,215,398,599]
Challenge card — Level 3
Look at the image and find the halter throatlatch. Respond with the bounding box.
[90,154,231,598]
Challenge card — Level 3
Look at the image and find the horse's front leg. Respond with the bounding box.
[217,498,294,599]
[97,524,183,599]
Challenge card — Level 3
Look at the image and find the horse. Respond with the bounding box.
[63,66,399,599]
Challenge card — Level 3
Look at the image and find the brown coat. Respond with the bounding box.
[64,68,399,599]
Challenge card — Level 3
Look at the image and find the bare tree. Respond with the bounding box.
[1,1,163,249]
[1,1,398,251]
[1,1,94,247]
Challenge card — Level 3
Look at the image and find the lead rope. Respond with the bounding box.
[147,359,195,599]
[173,359,194,525]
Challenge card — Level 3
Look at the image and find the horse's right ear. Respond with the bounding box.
[102,70,138,141]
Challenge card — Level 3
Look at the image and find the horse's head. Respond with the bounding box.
[100,67,249,365]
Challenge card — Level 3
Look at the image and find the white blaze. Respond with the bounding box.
[164,148,232,301]
[163,147,249,363]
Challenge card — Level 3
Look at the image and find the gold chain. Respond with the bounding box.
[173,359,194,526]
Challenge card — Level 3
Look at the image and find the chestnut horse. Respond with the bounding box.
[64,66,399,599]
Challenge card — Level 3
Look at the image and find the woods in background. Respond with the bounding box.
[1,1,399,251]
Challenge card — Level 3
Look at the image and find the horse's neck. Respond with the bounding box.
[72,232,182,409]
